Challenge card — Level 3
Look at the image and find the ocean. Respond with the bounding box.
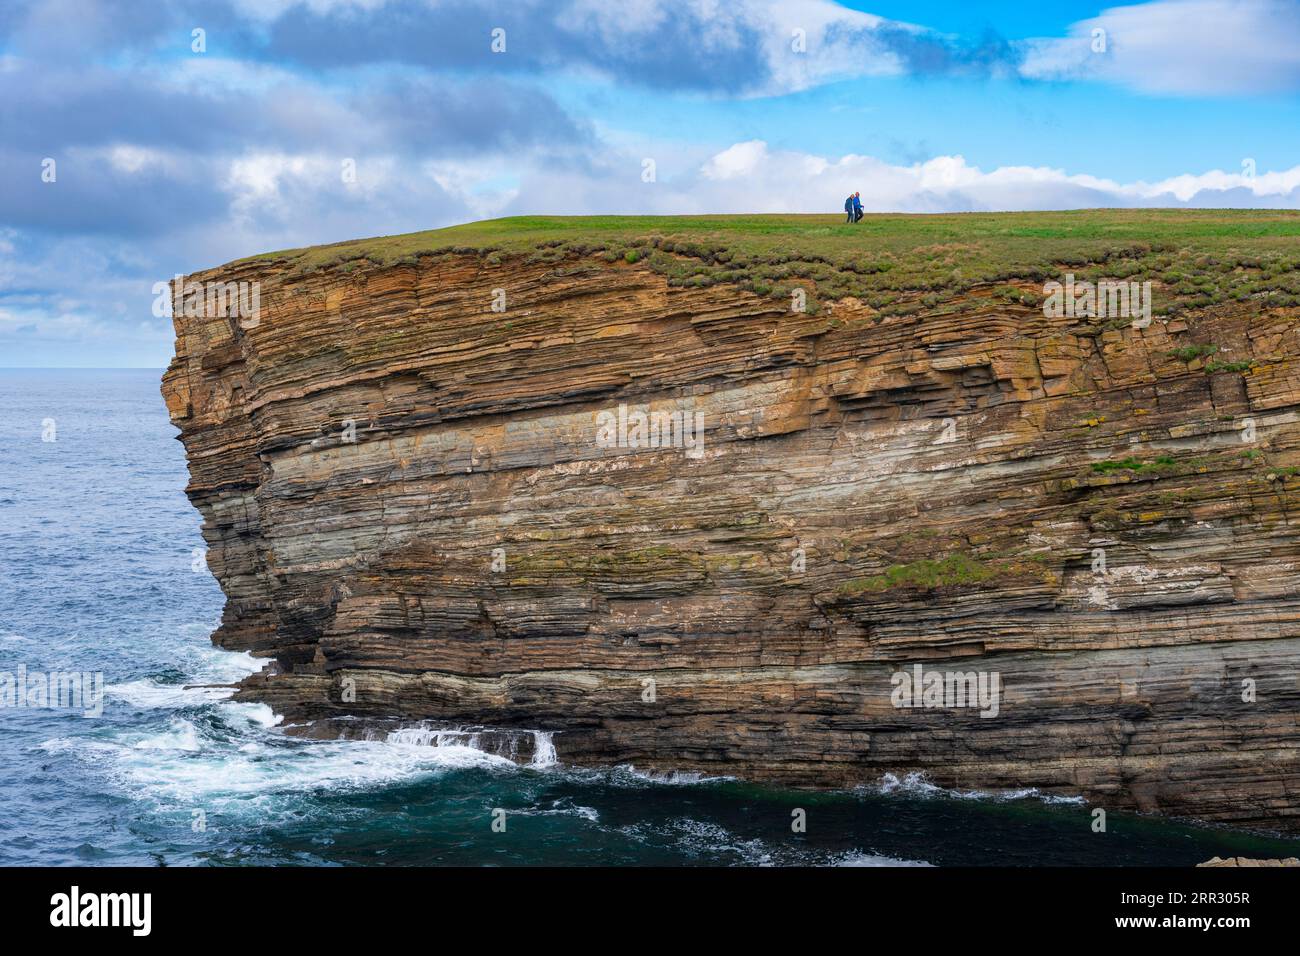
[2,368,1298,867]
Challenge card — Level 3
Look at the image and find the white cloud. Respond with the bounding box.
[719,0,908,94]
[701,140,770,180]
[0,305,165,343]
[101,144,176,175]
[512,141,1300,214]
[588,0,1300,96]
[228,0,391,20]
[226,153,318,200]
[1020,0,1300,95]
[229,0,1300,96]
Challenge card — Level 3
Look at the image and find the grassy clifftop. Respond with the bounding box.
[243,210,1300,319]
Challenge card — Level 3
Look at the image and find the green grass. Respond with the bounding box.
[1166,344,1219,361]
[1205,359,1256,374]
[836,552,995,594]
[1162,345,1255,374]
[237,210,1300,319]
[1090,456,1179,475]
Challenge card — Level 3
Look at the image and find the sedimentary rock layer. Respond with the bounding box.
[163,233,1300,831]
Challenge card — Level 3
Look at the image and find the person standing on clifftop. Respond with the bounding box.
[852,192,864,222]
[844,194,855,222]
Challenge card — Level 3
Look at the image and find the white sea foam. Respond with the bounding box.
[106,648,265,710]
[90,734,516,812]
[659,818,777,866]
[529,731,557,768]
[1041,793,1087,805]
[106,679,232,708]
[386,726,452,747]
[628,818,934,867]
[48,702,515,824]
[874,771,1085,805]
[511,799,600,822]
[188,647,264,683]
[220,701,282,729]
[835,853,934,867]
[131,719,203,752]
[383,724,559,768]
[609,764,732,786]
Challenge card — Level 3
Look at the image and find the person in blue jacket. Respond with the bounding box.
[852,191,864,222]
[844,194,855,222]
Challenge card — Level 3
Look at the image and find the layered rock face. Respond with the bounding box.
[163,235,1300,832]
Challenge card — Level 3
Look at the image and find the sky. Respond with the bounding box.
[1,0,1299,367]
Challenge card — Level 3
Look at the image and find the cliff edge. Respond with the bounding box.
[163,211,1300,831]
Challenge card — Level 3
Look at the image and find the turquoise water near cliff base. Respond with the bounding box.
[3,369,1299,868]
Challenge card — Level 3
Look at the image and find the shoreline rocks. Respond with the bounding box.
[1198,856,1300,866]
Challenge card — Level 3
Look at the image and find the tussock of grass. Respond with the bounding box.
[836,552,994,594]
[1205,359,1255,374]
[1167,344,1219,361]
[1091,456,1178,474]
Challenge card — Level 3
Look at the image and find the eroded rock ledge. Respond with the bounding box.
[163,222,1300,832]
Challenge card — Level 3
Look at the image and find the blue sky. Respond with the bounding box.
[2,0,1299,367]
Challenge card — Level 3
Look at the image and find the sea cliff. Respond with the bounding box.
[163,212,1300,831]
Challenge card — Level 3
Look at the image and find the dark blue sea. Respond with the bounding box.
[2,368,1299,866]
